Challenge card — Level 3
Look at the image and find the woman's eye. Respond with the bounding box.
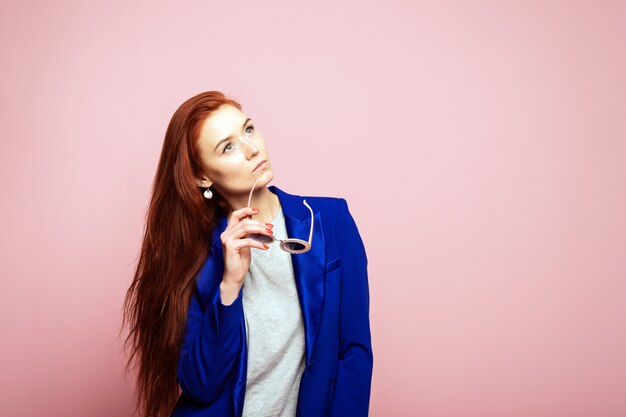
[222,125,254,154]
[223,142,234,153]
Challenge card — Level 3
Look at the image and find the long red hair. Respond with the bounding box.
[121,91,242,417]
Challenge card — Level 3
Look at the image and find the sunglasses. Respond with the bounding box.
[246,177,313,254]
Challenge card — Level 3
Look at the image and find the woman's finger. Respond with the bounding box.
[232,237,268,251]
[227,218,273,239]
[227,206,259,227]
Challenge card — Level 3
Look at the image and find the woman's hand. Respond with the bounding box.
[219,207,274,304]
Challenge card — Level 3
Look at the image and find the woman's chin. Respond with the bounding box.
[261,171,274,184]
[254,166,273,181]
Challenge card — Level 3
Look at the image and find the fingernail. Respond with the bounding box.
[265,223,273,228]
[252,208,259,213]
[263,244,269,249]
[267,228,273,234]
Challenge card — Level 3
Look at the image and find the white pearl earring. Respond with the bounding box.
[203,188,213,199]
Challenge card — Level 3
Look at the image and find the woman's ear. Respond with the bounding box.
[195,174,212,188]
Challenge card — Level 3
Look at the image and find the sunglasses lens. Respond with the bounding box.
[281,241,307,252]
[249,233,274,244]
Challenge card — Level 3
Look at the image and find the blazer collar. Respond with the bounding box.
[210,184,327,366]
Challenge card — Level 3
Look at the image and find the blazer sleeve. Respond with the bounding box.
[176,281,244,404]
[330,198,374,416]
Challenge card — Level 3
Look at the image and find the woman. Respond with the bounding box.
[122,91,373,417]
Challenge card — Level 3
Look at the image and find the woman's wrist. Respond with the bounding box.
[219,280,242,305]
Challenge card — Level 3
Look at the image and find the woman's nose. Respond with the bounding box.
[240,137,259,154]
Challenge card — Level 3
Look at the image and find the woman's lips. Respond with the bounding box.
[253,160,267,172]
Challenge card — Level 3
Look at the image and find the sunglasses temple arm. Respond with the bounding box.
[245,177,260,219]
[303,199,314,243]
[247,176,260,208]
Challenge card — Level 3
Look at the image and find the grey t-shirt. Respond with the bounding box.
[241,205,307,417]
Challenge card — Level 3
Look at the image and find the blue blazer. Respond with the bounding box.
[170,184,373,417]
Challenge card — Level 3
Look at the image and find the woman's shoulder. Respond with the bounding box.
[271,184,348,214]
[303,193,344,205]
[297,192,350,218]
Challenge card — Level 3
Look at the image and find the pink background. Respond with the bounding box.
[1,1,625,416]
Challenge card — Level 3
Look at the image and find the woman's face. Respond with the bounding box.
[194,104,273,197]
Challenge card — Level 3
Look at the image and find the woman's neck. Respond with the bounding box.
[225,186,280,224]
[250,187,280,224]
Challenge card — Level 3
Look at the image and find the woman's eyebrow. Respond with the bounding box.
[214,118,252,151]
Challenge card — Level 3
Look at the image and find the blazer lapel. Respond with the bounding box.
[269,185,326,366]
